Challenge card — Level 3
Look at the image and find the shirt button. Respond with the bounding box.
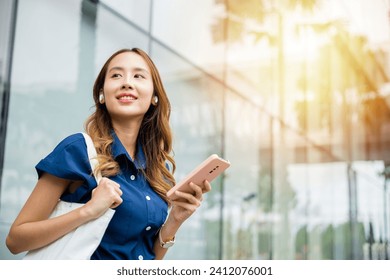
[146,195,151,201]
[130,175,136,181]
[138,255,144,260]
[146,226,151,231]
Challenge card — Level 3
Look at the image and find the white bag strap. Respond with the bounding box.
[81,133,103,184]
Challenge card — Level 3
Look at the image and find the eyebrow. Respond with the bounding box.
[108,66,150,75]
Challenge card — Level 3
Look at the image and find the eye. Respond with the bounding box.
[134,73,145,79]
[111,73,122,78]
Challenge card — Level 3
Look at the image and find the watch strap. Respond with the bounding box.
[158,223,175,248]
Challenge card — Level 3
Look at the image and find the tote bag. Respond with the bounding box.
[23,133,115,260]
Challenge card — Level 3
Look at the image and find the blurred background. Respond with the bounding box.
[0,0,390,260]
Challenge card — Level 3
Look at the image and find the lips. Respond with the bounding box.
[117,93,138,101]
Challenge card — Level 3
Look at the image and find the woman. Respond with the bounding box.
[6,48,210,260]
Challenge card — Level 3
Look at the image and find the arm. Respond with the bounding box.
[6,173,122,254]
[153,181,211,260]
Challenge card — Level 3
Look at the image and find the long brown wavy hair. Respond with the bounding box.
[84,48,176,203]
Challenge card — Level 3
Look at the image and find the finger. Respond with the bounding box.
[103,179,121,194]
[110,197,123,209]
[101,177,120,188]
[171,200,198,213]
[173,190,201,206]
[202,180,211,193]
[113,181,121,189]
[111,182,122,196]
[109,183,123,203]
[189,182,203,199]
[99,177,110,185]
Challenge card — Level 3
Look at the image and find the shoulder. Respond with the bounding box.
[54,133,86,151]
[47,133,89,164]
[35,133,90,181]
[35,133,99,199]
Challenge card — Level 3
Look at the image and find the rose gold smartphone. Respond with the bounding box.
[167,154,230,200]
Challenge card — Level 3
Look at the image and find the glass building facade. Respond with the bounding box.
[0,0,389,260]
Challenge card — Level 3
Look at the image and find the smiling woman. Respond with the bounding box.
[101,51,155,123]
[5,48,211,260]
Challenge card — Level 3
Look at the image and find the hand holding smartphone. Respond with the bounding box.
[167,154,230,200]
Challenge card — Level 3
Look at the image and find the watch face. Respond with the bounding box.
[162,241,175,248]
[158,224,175,248]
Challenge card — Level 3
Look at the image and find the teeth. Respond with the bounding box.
[119,96,136,100]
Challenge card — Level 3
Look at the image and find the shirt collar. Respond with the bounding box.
[111,131,147,170]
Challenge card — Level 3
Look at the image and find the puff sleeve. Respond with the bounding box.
[35,133,97,202]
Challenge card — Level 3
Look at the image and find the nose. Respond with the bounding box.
[121,77,134,89]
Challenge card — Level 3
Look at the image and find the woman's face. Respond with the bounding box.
[102,51,154,124]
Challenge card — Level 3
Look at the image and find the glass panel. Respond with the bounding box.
[0,0,14,109]
[95,3,150,67]
[152,0,226,80]
[1,0,84,213]
[0,0,84,260]
[99,0,151,31]
[271,123,298,259]
[353,161,388,259]
[303,162,349,260]
[153,44,224,260]
[0,0,16,260]
[223,90,264,259]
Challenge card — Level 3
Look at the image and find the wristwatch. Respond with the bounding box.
[158,224,175,248]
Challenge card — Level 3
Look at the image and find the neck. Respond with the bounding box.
[112,120,142,159]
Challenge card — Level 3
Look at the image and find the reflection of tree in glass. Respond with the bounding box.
[211,0,318,44]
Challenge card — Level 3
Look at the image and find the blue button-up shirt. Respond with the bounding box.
[35,132,168,260]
